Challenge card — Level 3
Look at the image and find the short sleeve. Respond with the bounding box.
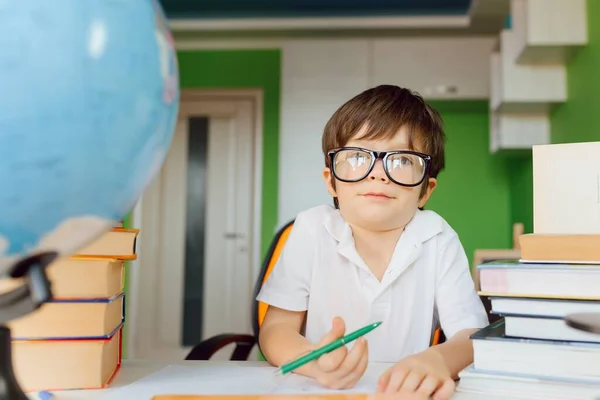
[435,233,489,339]
[255,213,314,312]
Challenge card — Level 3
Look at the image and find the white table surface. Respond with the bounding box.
[26,360,509,400]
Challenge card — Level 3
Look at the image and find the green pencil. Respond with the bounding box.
[276,321,382,375]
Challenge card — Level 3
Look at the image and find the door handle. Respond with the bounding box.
[224,233,244,239]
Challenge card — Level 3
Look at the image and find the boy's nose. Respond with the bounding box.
[368,159,389,183]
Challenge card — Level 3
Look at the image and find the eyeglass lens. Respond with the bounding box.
[333,149,426,185]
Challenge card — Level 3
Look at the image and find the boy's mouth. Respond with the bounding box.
[362,192,394,199]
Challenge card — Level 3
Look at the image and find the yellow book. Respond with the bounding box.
[13,326,122,392]
[75,228,139,259]
[7,293,124,340]
[0,257,124,299]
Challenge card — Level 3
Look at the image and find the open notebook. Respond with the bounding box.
[100,363,392,399]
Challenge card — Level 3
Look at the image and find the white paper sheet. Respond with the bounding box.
[101,363,391,399]
[274,364,389,394]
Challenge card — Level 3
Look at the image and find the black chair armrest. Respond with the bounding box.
[185,333,256,361]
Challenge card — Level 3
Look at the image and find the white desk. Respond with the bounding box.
[28,360,507,400]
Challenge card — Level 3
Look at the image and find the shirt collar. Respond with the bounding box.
[323,207,444,246]
[323,207,444,282]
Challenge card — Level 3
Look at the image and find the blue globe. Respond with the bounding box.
[0,0,179,275]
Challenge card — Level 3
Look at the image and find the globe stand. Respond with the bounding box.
[0,252,57,400]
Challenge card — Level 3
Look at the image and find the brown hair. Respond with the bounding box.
[322,85,446,207]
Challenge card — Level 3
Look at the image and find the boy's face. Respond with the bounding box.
[322,125,437,232]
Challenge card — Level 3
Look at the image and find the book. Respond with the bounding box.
[0,257,124,299]
[76,228,139,259]
[532,141,600,235]
[7,293,124,340]
[470,319,600,382]
[488,295,600,344]
[477,260,600,300]
[502,314,600,343]
[519,233,600,263]
[489,297,600,319]
[13,325,122,392]
[457,365,600,400]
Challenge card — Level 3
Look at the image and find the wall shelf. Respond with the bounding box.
[490,30,567,113]
[511,0,588,65]
[490,109,550,154]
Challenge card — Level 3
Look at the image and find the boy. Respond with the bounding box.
[256,85,488,399]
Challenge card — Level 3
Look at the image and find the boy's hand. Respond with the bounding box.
[377,349,455,400]
[311,316,369,389]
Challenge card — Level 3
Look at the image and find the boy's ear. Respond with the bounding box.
[418,177,437,208]
[322,168,337,197]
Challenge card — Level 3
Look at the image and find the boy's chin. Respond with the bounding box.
[350,208,413,232]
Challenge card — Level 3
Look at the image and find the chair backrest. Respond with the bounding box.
[251,220,295,339]
[250,219,444,346]
[431,326,443,346]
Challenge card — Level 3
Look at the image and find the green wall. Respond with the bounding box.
[177,50,281,258]
[507,156,533,234]
[426,101,512,267]
[509,0,600,233]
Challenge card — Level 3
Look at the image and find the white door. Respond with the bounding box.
[133,97,259,361]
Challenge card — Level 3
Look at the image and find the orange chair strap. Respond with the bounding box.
[256,223,294,329]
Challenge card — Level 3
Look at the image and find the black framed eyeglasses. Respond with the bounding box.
[327,147,431,187]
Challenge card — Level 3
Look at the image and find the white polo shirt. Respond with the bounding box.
[256,204,489,362]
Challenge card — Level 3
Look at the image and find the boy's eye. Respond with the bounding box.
[390,155,412,167]
[400,156,412,165]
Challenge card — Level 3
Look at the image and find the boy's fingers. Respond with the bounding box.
[334,337,366,379]
[317,316,346,347]
[382,367,410,393]
[316,317,347,373]
[356,343,369,374]
[317,345,347,372]
[342,340,369,388]
[377,368,391,392]
[397,370,425,393]
[321,340,368,390]
[416,375,440,397]
[433,378,456,400]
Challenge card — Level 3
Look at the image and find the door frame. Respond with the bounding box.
[127,89,263,359]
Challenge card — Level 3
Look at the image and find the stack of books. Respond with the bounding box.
[0,225,138,392]
[456,141,600,399]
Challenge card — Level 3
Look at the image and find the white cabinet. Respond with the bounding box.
[371,37,496,100]
[490,110,550,154]
[491,30,566,113]
[489,51,550,153]
[511,0,587,64]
